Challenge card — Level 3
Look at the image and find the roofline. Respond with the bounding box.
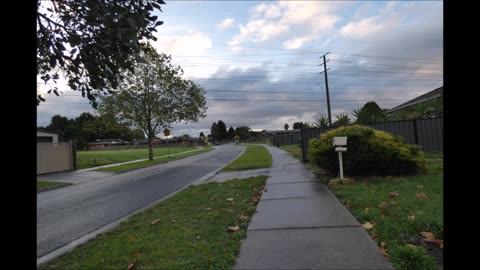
[387,86,443,113]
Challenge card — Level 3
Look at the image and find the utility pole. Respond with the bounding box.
[320,52,332,126]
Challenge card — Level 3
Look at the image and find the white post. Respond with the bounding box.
[338,151,344,179]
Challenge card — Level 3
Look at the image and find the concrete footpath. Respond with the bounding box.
[234,145,394,270]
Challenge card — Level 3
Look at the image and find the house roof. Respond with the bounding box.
[37,128,60,135]
[387,86,443,114]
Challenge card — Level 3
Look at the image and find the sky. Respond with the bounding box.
[37,0,443,138]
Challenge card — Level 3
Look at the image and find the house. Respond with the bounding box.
[386,86,443,117]
[37,128,61,143]
[86,139,130,150]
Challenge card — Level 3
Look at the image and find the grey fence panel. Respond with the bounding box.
[367,121,416,145]
[416,118,443,152]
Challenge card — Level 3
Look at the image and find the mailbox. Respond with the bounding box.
[333,136,347,146]
[332,136,348,179]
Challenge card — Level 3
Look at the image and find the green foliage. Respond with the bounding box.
[217,120,228,141]
[210,122,218,142]
[353,101,387,124]
[313,114,329,128]
[37,0,165,107]
[390,245,437,270]
[284,123,289,130]
[333,113,351,127]
[163,128,170,137]
[293,122,304,129]
[228,126,235,139]
[235,126,251,141]
[309,125,426,176]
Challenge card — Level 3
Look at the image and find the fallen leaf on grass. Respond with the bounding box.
[380,242,389,258]
[227,225,240,232]
[406,244,417,248]
[390,201,398,206]
[387,192,399,198]
[128,253,140,270]
[129,235,135,241]
[205,208,211,211]
[378,202,388,209]
[420,231,435,240]
[416,185,424,189]
[251,197,259,203]
[226,197,234,201]
[407,215,415,221]
[362,222,375,230]
[210,197,216,201]
[171,220,176,223]
[370,233,378,239]
[416,193,429,200]
[151,219,161,225]
[242,199,249,202]
[345,200,352,207]
[237,214,249,221]
[365,208,369,215]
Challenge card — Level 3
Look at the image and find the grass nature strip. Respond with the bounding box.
[280,144,443,270]
[222,145,272,171]
[39,176,267,270]
[78,147,198,169]
[96,147,214,173]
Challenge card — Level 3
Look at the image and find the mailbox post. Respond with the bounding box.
[333,137,347,179]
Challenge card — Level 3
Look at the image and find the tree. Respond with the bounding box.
[228,126,235,139]
[37,0,166,107]
[313,114,329,128]
[293,122,304,129]
[46,115,72,137]
[199,132,205,138]
[97,44,207,160]
[163,128,170,137]
[284,123,289,130]
[332,113,351,127]
[235,126,251,141]
[217,120,228,141]
[353,101,387,124]
[211,122,218,143]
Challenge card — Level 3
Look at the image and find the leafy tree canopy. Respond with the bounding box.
[37,0,165,107]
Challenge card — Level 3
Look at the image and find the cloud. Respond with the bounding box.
[228,1,344,50]
[340,16,392,38]
[154,31,212,56]
[283,36,312,50]
[217,18,235,30]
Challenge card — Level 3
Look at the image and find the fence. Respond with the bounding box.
[37,142,77,174]
[271,118,443,162]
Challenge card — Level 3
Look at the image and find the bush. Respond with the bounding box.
[309,125,425,176]
[390,245,437,270]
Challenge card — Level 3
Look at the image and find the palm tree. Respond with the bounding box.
[333,113,351,126]
[313,114,329,128]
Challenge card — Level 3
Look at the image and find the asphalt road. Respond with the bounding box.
[37,145,244,258]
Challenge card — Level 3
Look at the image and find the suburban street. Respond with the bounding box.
[37,145,244,258]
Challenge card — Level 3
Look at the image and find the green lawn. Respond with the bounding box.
[37,181,69,192]
[77,147,197,169]
[280,144,443,270]
[96,147,214,173]
[222,145,272,171]
[39,176,267,270]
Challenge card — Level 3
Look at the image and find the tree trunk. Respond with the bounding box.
[148,136,154,161]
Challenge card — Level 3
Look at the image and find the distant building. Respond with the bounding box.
[86,139,130,150]
[37,128,61,143]
[386,86,443,117]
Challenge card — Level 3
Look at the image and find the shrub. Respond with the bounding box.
[390,245,437,270]
[308,125,425,176]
